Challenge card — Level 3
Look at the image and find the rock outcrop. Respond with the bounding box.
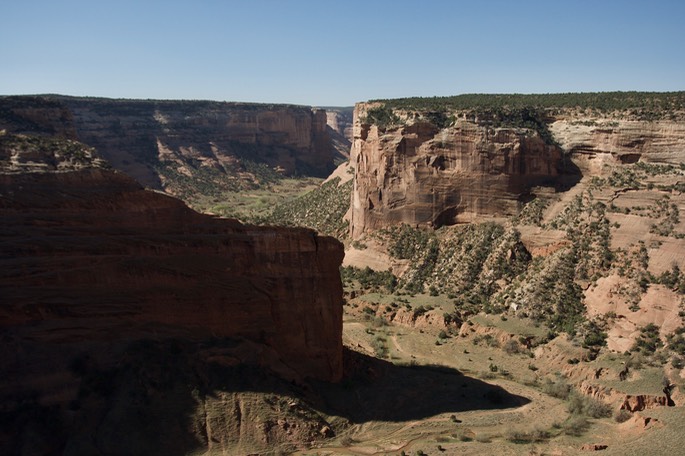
[349,103,571,238]
[550,118,685,173]
[0,134,345,401]
[620,394,670,412]
[349,100,685,239]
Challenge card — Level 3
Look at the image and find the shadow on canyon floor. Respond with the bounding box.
[311,348,530,423]
[0,339,530,456]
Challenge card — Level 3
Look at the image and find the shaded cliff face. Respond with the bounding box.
[0,96,77,138]
[350,103,568,238]
[0,135,344,391]
[0,95,335,195]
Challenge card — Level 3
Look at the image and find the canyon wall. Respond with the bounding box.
[549,117,685,173]
[0,95,336,192]
[349,102,685,239]
[0,135,345,406]
[324,107,354,143]
[349,103,569,238]
[323,106,354,161]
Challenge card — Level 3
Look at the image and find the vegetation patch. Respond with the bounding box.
[0,133,107,171]
[372,92,685,120]
[248,178,352,238]
[360,105,401,129]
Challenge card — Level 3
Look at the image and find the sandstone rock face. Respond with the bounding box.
[66,98,334,186]
[350,103,568,238]
[324,107,354,161]
[349,103,685,239]
[324,107,354,143]
[550,118,685,172]
[0,95,336,190]
[0,138,344,395]
[620,395,669,412]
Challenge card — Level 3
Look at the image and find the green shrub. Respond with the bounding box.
[582,321,608,348]
[340,266,398,293]
[562,415,590,436]
[371,335,389,358]
[541,378,572,400]
[503,339,521,354]
[504,426,550,444]
[614,409,632,423]
[632,323,663,353]
[361,105,400,129]
[567,392,612,418]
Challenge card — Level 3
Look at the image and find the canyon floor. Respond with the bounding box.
[295,159,685,456]
[292,299,685,456]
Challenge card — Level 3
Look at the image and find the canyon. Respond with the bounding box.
[3,92,685,455]
[0,133,344,381]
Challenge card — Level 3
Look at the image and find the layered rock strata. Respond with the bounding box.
[550,118,685,172]
[350,104,568,238]
[0,95,336,189]
[0,136,345,406]
[349,101,685,238]
[324,107,354,143]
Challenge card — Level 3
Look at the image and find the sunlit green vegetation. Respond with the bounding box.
[0,133,106,170]
[251,178,353,238]
[372,91,685,118]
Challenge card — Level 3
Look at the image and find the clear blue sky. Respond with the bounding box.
[1,0,683,106]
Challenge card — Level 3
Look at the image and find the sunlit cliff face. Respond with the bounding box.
[350,115,565,238]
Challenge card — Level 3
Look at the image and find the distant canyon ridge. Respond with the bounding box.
[0,95,352,202]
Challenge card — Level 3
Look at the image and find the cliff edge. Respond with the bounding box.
[0,95,337,202]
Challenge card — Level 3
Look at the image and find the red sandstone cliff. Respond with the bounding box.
[0,134,344,392]
[349,101,685,239]
[349,103,568,238]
